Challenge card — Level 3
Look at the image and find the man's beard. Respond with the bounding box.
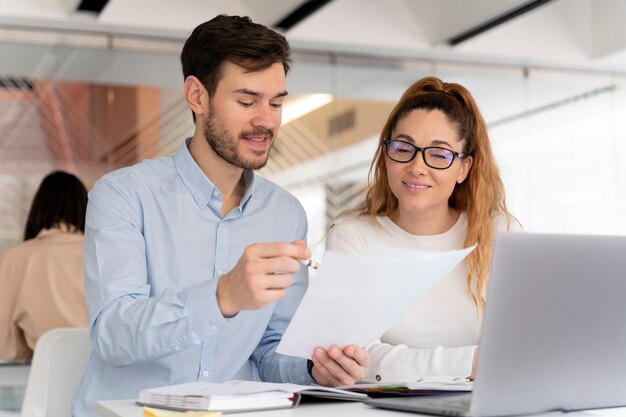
[203,112,274,170]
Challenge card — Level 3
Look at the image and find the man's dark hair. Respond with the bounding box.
[181,14,292,122]
[23,171,88,241]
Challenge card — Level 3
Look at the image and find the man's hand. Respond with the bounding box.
[216,241,310,317]
[310,345,370,387]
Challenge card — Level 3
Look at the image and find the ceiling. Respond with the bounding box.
[0,0,625,96]
[1,0,625,187]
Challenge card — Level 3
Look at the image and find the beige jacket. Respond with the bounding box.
[0,226,88,363]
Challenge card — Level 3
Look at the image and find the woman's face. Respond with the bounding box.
[385,109,472,220]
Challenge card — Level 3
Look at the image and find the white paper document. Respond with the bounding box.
[276,243,476,358]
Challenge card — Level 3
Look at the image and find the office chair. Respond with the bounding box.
[20,328,91,417]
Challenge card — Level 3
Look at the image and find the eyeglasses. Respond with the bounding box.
[384,139,465,170]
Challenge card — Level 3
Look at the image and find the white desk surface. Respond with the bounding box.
[0,363,28,416]
[95,400,626,417]
[0,363,30,385]
[96,399,434,417]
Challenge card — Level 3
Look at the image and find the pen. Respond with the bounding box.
[300,259,320,270]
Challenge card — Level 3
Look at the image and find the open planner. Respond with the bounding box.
[137,380,368,413]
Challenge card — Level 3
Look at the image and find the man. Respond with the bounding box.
[72,15,369,416]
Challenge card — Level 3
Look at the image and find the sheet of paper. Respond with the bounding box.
[339,379,473,392]
[276,244,476,359]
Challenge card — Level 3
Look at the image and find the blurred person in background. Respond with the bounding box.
[0,170,89,363]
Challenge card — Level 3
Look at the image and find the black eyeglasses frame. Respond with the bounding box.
[383,139,465,170]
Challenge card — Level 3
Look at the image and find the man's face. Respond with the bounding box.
[203,61,287,170]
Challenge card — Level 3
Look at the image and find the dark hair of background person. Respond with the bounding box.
[180,14,292,122]
[23,171,88,241]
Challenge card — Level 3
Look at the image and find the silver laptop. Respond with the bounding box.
[367,232,626,416]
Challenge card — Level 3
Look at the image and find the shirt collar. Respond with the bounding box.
[174,138,257,212]
[239,170,255,212]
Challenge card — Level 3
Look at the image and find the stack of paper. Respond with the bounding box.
[339,379,473,397]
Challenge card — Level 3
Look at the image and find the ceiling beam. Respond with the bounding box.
[76,0,110,14]
[447,0,556,46]
[274,0,334,31]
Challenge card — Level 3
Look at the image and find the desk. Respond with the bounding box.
[96,400,422,417]
[96,400,626,417]
[0,362,29,413]
[0,362,29,386]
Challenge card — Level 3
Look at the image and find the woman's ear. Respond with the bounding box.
[457,155,473,184]
[184,76,208,119]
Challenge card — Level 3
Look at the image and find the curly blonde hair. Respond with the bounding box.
[360,76,510,307]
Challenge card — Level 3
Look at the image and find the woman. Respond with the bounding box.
[0,171,89,363]
[327,76,522,382]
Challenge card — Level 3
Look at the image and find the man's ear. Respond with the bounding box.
[184,76,208,118]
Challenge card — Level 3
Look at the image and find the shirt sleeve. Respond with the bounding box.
[252,200,315,385]
[364,340,476,382]
[85,178,228,367]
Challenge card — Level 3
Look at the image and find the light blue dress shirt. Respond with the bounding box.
[73,139,313,417]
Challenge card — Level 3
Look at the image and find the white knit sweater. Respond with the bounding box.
[326,212,522,382]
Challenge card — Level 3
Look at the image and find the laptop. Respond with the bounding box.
[366,232,626,416]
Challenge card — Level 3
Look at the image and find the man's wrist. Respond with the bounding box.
[216,276,236,317]
[307,359,316,381]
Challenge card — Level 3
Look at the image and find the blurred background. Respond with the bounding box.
[1,0,625,257]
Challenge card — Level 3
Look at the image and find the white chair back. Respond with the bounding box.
[20,328,91,417]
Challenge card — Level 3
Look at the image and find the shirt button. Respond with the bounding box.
[375,375,381,381]
[202,370,209,378]
[173,345,181,352]
[210,324,218,331]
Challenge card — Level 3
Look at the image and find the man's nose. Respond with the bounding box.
[252,104,276,129]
